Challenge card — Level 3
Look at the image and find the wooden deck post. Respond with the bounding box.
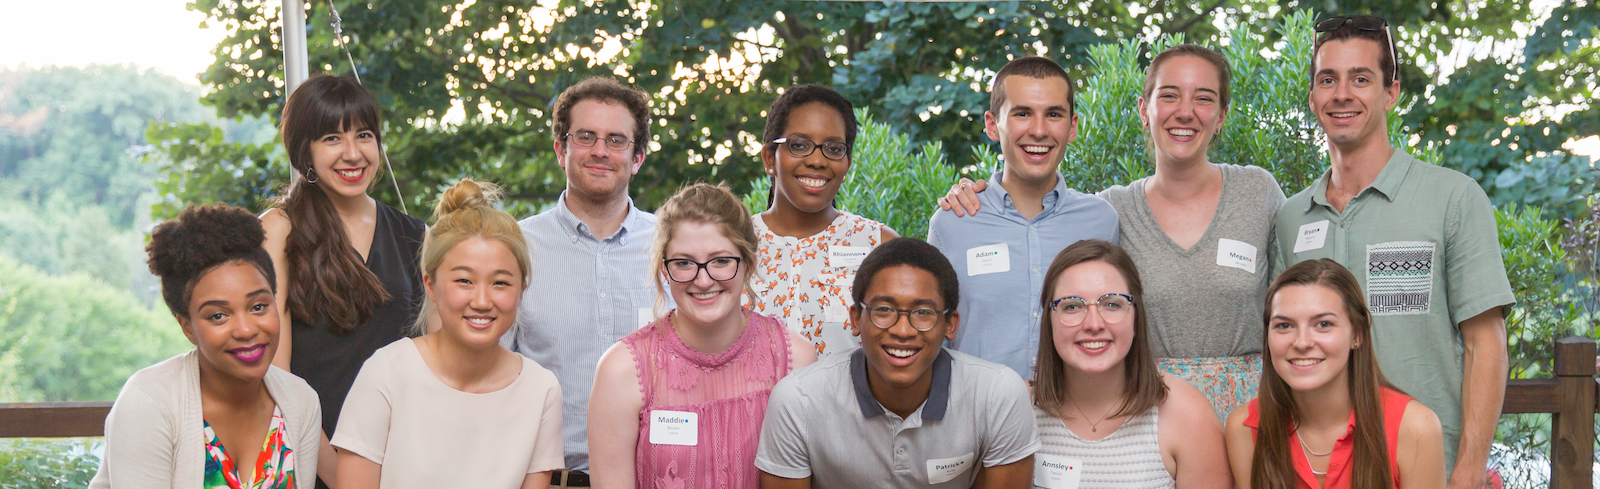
[1550,335,1596,489]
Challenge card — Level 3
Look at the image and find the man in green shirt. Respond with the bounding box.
[1270,15,1514,489]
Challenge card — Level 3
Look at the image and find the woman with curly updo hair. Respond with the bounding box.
[90,204,321,489]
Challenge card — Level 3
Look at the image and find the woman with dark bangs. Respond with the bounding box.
[260,75,427,487]
[1224,259,1444,489]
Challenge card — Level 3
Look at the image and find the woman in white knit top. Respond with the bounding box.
[91,204,320,489]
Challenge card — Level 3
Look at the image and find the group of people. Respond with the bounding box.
[89,14,1512,489]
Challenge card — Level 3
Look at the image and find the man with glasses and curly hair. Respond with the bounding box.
[1269,15,1514,488]
[501,76,661,488]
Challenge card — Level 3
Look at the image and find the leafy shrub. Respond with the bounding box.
[0,439,101,489]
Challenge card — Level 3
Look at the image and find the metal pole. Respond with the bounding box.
[282,0,308,95]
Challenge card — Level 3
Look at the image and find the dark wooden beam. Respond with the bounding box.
[0,402,112,438]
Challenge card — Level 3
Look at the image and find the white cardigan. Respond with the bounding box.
[88,350,321,489]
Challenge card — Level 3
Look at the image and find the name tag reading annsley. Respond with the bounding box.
[648,410,698,446]
[1033,453,1083,489]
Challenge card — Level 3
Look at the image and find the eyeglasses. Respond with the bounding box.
[771,137,848,161]
[862,304,949,332]
[662,257,742,283]
[1049,293,1136,326]
[1314,15,1399,83]
[565,130,635,152]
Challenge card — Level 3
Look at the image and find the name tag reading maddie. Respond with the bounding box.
[1033,453,1083,489]
[648,410,698,446]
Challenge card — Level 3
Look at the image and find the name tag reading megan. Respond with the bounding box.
[648,410,698,446]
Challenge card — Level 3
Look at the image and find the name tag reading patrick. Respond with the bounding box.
[966,243,1010,276]
[1215,238,1258,274]
[1033,453,1083,489]
[828,246,871,268]
[648,410,697,446]
[926,452,975,484]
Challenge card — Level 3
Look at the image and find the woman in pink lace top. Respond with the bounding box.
[588,183,817,489]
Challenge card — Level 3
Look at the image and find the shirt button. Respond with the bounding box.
[1340,221,1350,228]
[599,292,607,298]
[1032,312,1040,319]
[896,447,905,455]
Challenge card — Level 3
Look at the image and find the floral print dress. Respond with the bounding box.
[750,211,883,356]
[203,406,296,489]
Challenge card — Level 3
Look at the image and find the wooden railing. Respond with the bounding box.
[2,337,1597,487]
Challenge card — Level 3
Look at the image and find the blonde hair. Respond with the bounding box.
[412,179,530,335]
[649,183,759,316]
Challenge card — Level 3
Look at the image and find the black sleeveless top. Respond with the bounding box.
[290,201,425,439]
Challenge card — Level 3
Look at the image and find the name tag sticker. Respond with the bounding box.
[1294,220,1330,254]
[637,308,654,330]
[1216,238,1258,274]
[647,410,697,446]
[824,304,849,323]
[828,246,871,269]
[926,452,975,484]
[966,243,1011,277]
[1033,453,1083,489]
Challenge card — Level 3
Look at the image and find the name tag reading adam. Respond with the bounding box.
[966,243,1010,276]
[1216,238,1258,274]
[828,246,871,268]
[1033,453,1083,489]
[648,410,697,446]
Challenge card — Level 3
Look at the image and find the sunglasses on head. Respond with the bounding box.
[1314,15,1399,84]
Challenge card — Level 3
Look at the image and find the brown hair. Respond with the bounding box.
[1312,23,1398,87]
[1143,44,1232,109]
[648,183,759,315]
[552,77,652,158]
[989,56,1075,116]
[411,179,530,335]
[1032,240,1167,420]
[1252,258,1401,489]
[277,75,390,333]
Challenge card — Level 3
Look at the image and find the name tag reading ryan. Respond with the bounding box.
[648,410,698,446]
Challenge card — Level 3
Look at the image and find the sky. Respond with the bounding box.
[0,0,1594,158]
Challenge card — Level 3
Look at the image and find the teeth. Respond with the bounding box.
[337,168,362,177]
[1331,112,1357,118]
[797,177,827,188]
[466,317,492,326]
[885,347,915,358]
[1168,129,1196,136]
[1290,358,1321,366]
[690,292,718,300]
[1079,340,1109,349]
[1022,145,1050,154]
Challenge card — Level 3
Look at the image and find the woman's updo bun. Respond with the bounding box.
[146,204,276,318]
[411,178,530,334]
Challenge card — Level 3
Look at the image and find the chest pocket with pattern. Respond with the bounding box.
[1365,241,1436,316]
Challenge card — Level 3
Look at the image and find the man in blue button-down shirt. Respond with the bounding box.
[500,77,662,482]
[927,57,1119,379]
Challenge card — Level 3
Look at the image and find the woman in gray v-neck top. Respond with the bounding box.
[1099,45,1287,422]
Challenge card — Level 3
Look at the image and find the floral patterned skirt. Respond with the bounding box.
[1157,354,1262,423]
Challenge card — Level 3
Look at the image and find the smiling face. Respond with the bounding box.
[1309,38,1400,151]
[308,123,381,200]
[852,264,959,399]
[1140,55,1226,167]
[425,237,524,349]
[179,261,281,384]
[664,221,748,330]
[985,76,1077,185]
[1048,260,1136,375]
[558,99,644,202]
[763,102,850,216]
[1266,284,1357,396]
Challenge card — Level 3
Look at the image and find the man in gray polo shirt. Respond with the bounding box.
[501,77,659,487]
[757,238,1038,489]
[927,56,1119,379]
[1270,16,1513,488]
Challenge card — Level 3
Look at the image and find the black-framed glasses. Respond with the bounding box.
[662,257,742,283]
[861,304,949,332]
[565,130,635,152]
[771,137,849,161]
[1314,15,1399,83]
[1049,293,1136,326]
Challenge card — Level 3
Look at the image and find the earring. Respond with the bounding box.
[305,170,319,184]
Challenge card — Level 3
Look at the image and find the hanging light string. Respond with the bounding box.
[325,0,408,214]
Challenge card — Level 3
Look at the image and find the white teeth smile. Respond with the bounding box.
[885,347,916,358]
[1168,129,1196,136]
[1079,340,1109,350]
[797,177,827,188]
[1022,145,1051,154]
[336,168,362,178]
[1290,358,1322,366]
[690,291,718,300]
[466,317,492,326]
[1330,112,1358,118]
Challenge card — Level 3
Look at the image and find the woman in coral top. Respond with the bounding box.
[1224,259,1445,489]
[588,183,817,489]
